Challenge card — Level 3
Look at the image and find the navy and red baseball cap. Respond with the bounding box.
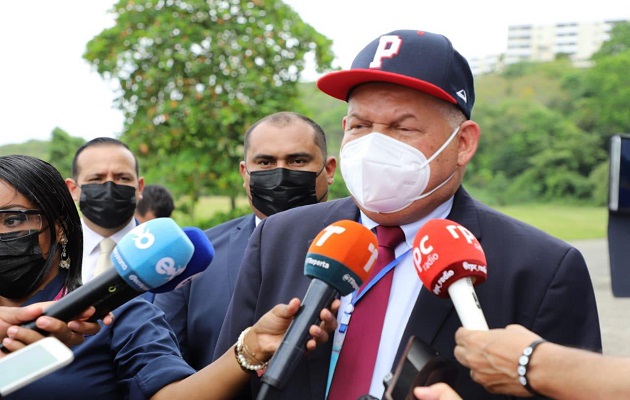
[317,29,475,119]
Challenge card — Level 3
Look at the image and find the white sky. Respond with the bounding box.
[0,0,628,146]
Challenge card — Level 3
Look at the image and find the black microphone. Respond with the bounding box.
[257,220,377,399]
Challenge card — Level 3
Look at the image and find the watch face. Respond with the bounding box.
[609,135,630,214]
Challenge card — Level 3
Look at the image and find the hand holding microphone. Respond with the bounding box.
[412,218,488,330]
[7,218,203,344]
[258,220,377,397]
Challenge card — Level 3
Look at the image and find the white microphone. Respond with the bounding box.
[412,218,489,330]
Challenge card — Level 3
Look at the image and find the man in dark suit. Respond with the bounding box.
[153,112,337,369]
[214,30,602,399]
[65,137,145,283]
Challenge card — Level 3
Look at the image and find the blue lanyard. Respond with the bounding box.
[326,247,410,396]
[338,248,411,333]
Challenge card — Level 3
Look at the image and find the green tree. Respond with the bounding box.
[0,140,49,161]
[594,21,630,58]
[517,118,605,201]
[572,51,630,142]
[83,0,335,218]
[48,128,85,178]
[565,21,630,147]
[297,82,349,199]
[470,98,605,203]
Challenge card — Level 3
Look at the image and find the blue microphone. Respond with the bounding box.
[17,218,198,330]
[84,223,214,321]
[150,226,214,293]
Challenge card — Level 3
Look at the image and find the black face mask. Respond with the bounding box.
[248,167,326,217]
[0,232,47,299]
[80,181,137,229]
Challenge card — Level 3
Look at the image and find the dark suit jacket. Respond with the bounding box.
[154,214,256,370]
[215,188,602,399]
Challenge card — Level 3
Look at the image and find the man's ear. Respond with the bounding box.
[65,178,80,202]
[456,120,480,167]
[325,156,337,185]
[239,161,248,189]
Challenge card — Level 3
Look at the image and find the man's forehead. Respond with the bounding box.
[248,141,318,160]
[77,145,137,175]
[248,124,318,155]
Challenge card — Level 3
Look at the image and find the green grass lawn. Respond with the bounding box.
[181,197,608,241]
[172,196,250,227]
[495,204,607,241]
[193,196,249,216]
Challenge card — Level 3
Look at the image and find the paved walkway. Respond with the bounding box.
[571,239,630,356]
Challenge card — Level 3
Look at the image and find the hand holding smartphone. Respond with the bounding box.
[0,337,74,396]
[383,336,459,400]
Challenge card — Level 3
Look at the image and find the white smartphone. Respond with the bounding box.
[0,337,74,396]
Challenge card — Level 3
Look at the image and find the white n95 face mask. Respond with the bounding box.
[340,127,459,213]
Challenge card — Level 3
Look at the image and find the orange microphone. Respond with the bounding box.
[260,220,377,394]
[412,218,488,330]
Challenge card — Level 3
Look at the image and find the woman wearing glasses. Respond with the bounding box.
[0,159,101,351]
[0,155,337,399]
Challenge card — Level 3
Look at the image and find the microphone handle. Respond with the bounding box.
[261,279,337,390]
[86,284,142,322]
[24,268,132,330]
[447,277,489,330]
[0,269,128,354]
[43,268,132,323]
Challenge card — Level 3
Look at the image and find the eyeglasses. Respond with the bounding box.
[0,210,43,242]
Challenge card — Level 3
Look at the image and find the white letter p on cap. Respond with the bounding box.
[369,35,402,68]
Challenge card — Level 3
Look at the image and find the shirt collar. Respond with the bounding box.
[82,218,138,254]
[359,197,454,247]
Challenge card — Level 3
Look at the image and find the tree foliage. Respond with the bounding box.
[468,98,606,204]
[0,140,49,162]
[570,51,630,142]
[83,0,335,215]
[48,128,85,179]
[594,21,630,58]
[0,16,611,222]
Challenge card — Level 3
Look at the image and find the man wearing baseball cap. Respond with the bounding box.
[214,29,601,400]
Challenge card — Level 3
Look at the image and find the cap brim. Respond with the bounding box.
[317,69,457,105]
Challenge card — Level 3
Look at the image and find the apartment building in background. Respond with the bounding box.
[469,19,625,75]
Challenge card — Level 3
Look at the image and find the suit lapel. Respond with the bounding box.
[305,198,361,248]
[394,187,483,365]
[227,214,256,291]
[322,197,361,228]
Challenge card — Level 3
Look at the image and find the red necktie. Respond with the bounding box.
[328,225,405,400]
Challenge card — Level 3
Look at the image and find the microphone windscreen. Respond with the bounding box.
[304,219,377,296]
[112,217,194,291]
[412,218,487,298]
[150,226,215,293]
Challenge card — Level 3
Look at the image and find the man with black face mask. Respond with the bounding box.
[65,137,145,284]
[153,111,337,370]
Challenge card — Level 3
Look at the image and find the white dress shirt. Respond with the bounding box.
[81,219,138,283]
[331,197,454,399]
